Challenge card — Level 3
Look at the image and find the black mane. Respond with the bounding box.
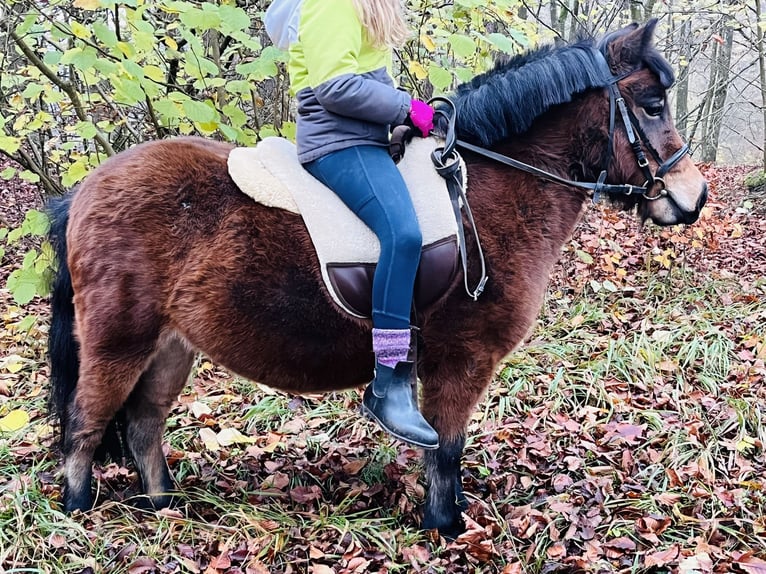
[447,31,673,147]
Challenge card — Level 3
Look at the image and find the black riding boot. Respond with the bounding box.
[362,360,439,450]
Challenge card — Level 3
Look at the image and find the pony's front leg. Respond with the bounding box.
[419,352,495,538]
[422,435,468,538]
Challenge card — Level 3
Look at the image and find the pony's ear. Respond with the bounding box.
[603,19,670,84]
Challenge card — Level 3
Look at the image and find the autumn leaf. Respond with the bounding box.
[216,427,256,446]
[0,409,29,432]
[644,544,680,567]
[734,553,766,574]
[679,553,714,574]
[199,427,219,451]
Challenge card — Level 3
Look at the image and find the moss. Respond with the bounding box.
[744,169,766,190]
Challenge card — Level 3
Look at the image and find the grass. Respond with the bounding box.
[1,259,765,571]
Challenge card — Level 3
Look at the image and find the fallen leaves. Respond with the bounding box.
[1,164,765,572]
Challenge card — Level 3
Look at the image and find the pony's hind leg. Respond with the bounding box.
[123,334,194,509]
[64,354,149,512]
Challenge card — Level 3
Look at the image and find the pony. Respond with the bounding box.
[47,20,707,538]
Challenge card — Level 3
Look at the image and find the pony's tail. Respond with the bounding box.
[47,192,124,460]
[47,193,79,449]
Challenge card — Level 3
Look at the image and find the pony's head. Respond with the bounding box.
[447,19,708,227]
[594,19,708,225]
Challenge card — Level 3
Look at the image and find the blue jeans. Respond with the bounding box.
[304,145,422,329]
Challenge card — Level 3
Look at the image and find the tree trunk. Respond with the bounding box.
[675,19,692,139]
[756,0,766,170]
[700,20,734,162]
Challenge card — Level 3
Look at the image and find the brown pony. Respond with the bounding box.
[48,21,707,538]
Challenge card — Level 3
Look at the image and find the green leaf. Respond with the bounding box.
[22,83,45,100]
[122,59,145,80]
[454,67,474,83]
[180,5,221,31]
[486,33,516,55]
[93,21,119,48]
[20,171,40,183]
[222,103,248,129]
[218,123,239,142]
[15,314,37,333]
[1,167,16,180]
[43,50,62,67]
[21,209,50,237]
[236,57,278,81]
[448,33,476,59]
[60,46,98,70]
[74,121,99,139]
[182,99,218,123]
[218,5,250,34]
[7,267,40,304]
[93,57,119,75]
[14,14,38,36]
[62,159,91,187]
[428,65,452,92]
[112,77,146,104]
[0,135,21,154]
[153,99,183,120]
[225,80,252,96]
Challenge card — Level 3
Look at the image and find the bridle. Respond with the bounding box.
[429,59,690,301]
[431,63,690,205]
[601,73,689,203]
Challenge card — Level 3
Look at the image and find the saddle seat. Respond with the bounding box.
[228,137,465,318]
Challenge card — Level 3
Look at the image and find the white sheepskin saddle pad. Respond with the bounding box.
[227,137,466,317]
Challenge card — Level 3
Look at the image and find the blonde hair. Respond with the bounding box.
[351,0,409,48]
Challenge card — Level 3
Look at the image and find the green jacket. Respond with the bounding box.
[285,0,411,163]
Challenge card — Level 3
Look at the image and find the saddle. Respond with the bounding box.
[228,137,466,318]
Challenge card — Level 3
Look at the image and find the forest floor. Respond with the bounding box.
[0,161,765,573]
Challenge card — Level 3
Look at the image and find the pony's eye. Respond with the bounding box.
[643,102,664,117]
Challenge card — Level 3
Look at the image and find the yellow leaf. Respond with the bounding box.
[217,428,256,447]
[144,65,166,83]
[73,0,102,9]
[164,36,178,51]
[199,427,219,451]
[421,34,436,52]
[0,410,30,432]
[195,121,219,134]
[408,60,428,80]
[70,21,92,40]
[1,354,25,374]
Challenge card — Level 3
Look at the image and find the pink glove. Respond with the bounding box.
[408,99,434,137]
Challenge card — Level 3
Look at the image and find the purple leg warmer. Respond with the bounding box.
[372,328,411,368]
